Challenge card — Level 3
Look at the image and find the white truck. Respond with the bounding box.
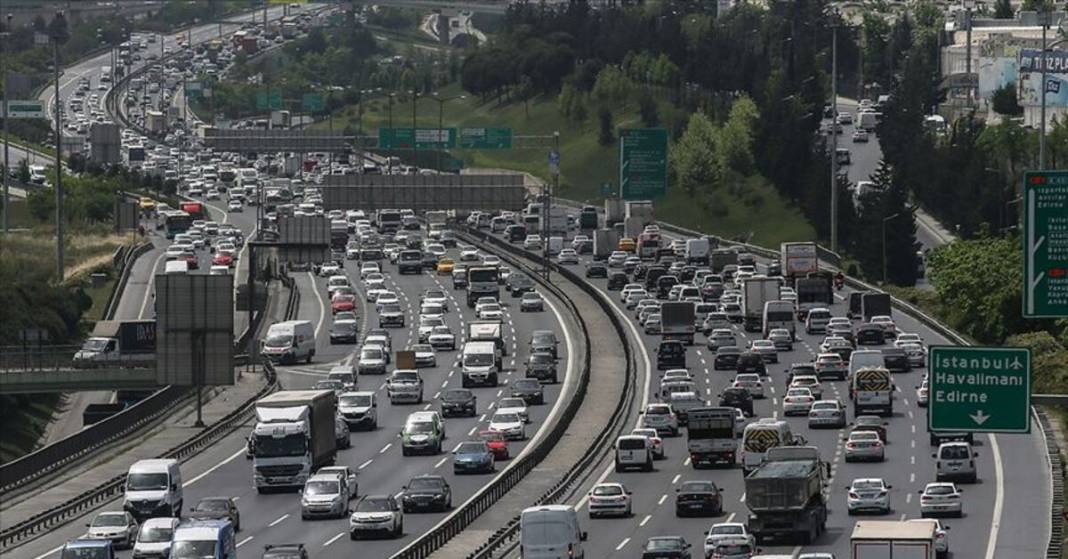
[851,520,936,559]
[604,199,625,226]
[544,207,569,236]
[624,200,655,225]
[741,277,781,332]
[73,320,156,368]
[593,229,619,260]
[468,320,507,356]
[251,390,337,492]
[686,407,738,468]
[685,238,710,265]
[623,217,645,240]
[780,241,819,282]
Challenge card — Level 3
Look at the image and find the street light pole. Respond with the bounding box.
[52,11,67,281]
[830,19,839,253]
[2,13,13,234]
[1041,10,1048,168]
[431,93,464,173]
[411,90,418,167]
[882,212,900,284]
[387,93,395,173]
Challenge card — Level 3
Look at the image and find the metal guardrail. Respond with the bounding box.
[1035,408,1066,559]
[102,242,153,322]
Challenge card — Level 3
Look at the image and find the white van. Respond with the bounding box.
[165,260,189,275]
[261,320,315,364]
[849,349,885,377]
[935,442,978,483]
[614,435,654,471]
[461,340,500,387]
[123,459,183,519]
[547,236,564,256]
[520,505,587,559]
[763,300,795,338]
[741,419,793,474]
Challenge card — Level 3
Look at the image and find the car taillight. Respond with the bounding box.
[846,442,855,449]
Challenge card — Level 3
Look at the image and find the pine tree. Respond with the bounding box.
[883,177,921,286]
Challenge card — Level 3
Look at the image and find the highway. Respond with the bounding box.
[19,232,579,559]
[487,222,1050,559]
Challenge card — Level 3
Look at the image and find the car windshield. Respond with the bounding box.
[92,513,126,527]
[305,480,340,495]
[646,539,683,550]
[340,394,371,407]
[412,344,432,353]
[711,525,744,536]
[646,406,670,415]
[393,372,419,382]
[83,338,109,351]
[465,353,495,366]
[266,334,293,346]
[681,482,717,493]
[926,485,955,495]
[361,348,383,360]
[356,498,392,512]
[853,480,885,490]
[170,540,216,558]
[127,472,168,491]
[494,413,520,423]
[515,380,540,390]
[443,390,471,402]
[941,446,971,459]
[138,525,174,542]
[381,303,402,313]
[408,478,443,491]
[457,443,486,454]
[529,354,553,364]
[421,317,442,326]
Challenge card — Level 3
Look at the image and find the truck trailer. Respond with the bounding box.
[851,520,936,559]
[741,277,781,332]
[252,390,338,492]
[661,302,697,345]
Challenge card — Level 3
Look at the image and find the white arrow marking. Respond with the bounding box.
[971,410,990,425]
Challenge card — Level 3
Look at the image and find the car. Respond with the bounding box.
[588,482,633,518]
[477,302,504,320]
[477,429,510,460]
[349,495,403,539]
[520,291,545,312]
[789,375,823,399]
[748,339,779,363]
[814,352,848,381]
[524,352,558,384]
[523,234,543,250]
[386,370,424,404]
[706,329,737,351]
[846,477,892,515]
[703,522,755,555]
[460,247,480,261]
[402,475,452,512]
[439,388,477,418]
[731,373,764,398]
[718,387,754,417]
[410,344,437,367]
[418,315,446,343]
[808,399,846,428]
[881,346,911,373]
[607,251,628,268]
[898,342,927,368]
[782,387,816,416]
[453,441,496,474]
[557,248,579,264]
[498,397,530,423]
[357,345,388,375]
[329,319,359,344]
[711,346,741,371]
[853,129,869,142]
[852,415,889,443]
[734,351,767,376]
[919,482,963,517]
[422,289,450,310]
[428,325,457,351]
[85,511,139,549]
[674,480,723,517]
[315,379,346,395]
[331,293,357,314]
[766,328,793,351]
[189,497,241,530]
[586,262,608,278]
[301,473,351,519]
[338,391,377,430]
[631,428,665,459]
[641,536,692,559]
[227,199,242,212]
[132,516,179,558]
[640,403,679,436]
[530,330,560,359]
[845,431,885,462]
[644,315,663,335]
[916,378,929,407]
[436,258,455,274]
[935,441,978,483]
[489,411,526,440]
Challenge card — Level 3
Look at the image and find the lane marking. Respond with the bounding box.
[323,532,345,546]
[138,248,168,318]
[184,448,243,486]
[615,538,630,551]
[359,460,373,470]
[308,271,327,338]
[236,536,253,548]
[639,514,651,527]
[657,494,667,505]
[986,434,1005,559]
[268,514,289,527]
[379,443,391,454]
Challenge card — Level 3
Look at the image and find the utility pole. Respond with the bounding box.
[387,93,395,173]
[1041,9,1049,168]
[52,11,68,281]
[2,13,13,234]
[411,90,418,168]
[830,21,839,254]
[965,5,973,109]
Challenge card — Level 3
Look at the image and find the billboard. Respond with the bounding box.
[320,174,526,211]
[155,275,235,387]
[277,215,330,246]
[1019,48,1068,107]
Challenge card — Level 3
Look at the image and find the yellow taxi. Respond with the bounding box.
[437,258,456,275]
[139,196,157,211]
[618,237,636,252]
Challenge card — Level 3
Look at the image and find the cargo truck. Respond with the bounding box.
[711,248,738,274]
[604,199,625,226]
[687,407,738,468]
[466,266,500,307]
[780,242,819,283]
[623,217,645,240]
[861,293,892,323]
[624,200,655,225]
[330,220,348,249]
[579,206,599,230]
[546,207,569,236]
[73,320,156,368]
[851,520,936,559]
[468,320,507,356]
[685,238,710,265]
[741,278,781,332]
[744,446,829,544]
[795,276,833,320]
[661,302,696,345]
[252,390,338,492]
[593,229,619,261]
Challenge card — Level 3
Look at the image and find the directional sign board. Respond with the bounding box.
[928,346,1030,433]
[1023,171,1068,317]
[256,90,283,111]
[302,92,324,113]
[458,127,512,149]
[2,100,46,119]
[379,127,456,150]
[619,128,668,199]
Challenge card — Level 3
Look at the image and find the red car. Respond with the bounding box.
[478,430,509,460]
[331,294,356,314]
[212,252,234,267]
[180,252,199,270]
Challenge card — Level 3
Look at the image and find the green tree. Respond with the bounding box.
[991,83,1022,116]
[598,108,615,146]
[994,0,1014,18]
[592,65,632,112]
[927,236,1026,342]
[671,111,719,198]
[716,96,759,175]
[27,187,55,222]
[853,160,895,276]
[17,159,31,183]
[638,92,659,127]
[882,178,921,286]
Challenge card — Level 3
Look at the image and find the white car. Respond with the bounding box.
[588,482,632,517]
[732,373,764,398]
[704,522,755,556]
[497,397,529,423]
[360,262,381,278]
[557,249,579,264]
[607,251,628,268]
[782,387,815,416]
[489,411,526,440]
[789,375,824,399]
[227,199,242,212]
[364,272,386,289]
[375,291,400,309]
[427,326,457,351]
[483,255,501,266]
[460,248,481,261]
[847,477,892,514]
[919,482,963,517]
[523,235,543,250]
[421,289,449,311]
[631,428,665,459]
[477,303,504,320]
[85,511,139,549]
[349,495,403,539]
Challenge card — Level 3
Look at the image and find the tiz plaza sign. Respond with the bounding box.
[928,347,1031,434]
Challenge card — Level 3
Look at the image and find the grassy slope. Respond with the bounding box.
[317,83,815,247]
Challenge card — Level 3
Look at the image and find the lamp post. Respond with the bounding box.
[881,212,900,284]
[51,11,69,281]
[410,90,419,168]
[431,92,464,172]
[2,12,13,234]
[830,12,840,254]
[387,92,395,173]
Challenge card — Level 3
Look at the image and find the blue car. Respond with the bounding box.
[452,441,495,474]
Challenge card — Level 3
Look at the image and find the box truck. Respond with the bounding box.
[73,320,156,368]
[252,390,338,491]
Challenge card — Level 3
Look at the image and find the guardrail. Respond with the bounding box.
[102,241,153,321]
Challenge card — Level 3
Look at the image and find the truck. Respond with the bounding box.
[685,238,710,265]
[710,248,738,274]
[593,229,619,261]
[330,219,348,249]
[661,302,696,345]
[851,520,936,559]
[604,199,625,226]
[780,242,819,283]
[623,217,645,240]
[741,277,781,332]
[466,266,500,307]
[624,200,655,225]
[252,390,338,492]
[468,320,507,356]
[795,276,833,320]
[579,206,599,230]
[857,111,880,132]
[546,207,569,236]
[744,446,829,544]
[270,110,291,129]
[861,293,892,323]
[180,201,205,220]
[73,320,156,368]
[686,407,738,468]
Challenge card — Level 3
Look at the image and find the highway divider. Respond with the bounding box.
[101,241,153,321]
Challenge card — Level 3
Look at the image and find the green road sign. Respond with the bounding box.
[458,127,512,149]
[379,127,456,150]
[302,92,324,113]
[928,346,1031,433]
[619,128,668,199]
[3,100,45,119]
[1024,171,1068,317]
[256,91,283,111]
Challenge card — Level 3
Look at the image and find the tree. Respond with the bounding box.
[994,0,1014,18]
[882,179,921,286]
[716,96,759,175]
[638,92,659,127]
[304,27,327,55]
[598,108,615,146]
[991,83,1022,116]
[27,187,55,222]
[592,65,632,112]
[671,111,719,198]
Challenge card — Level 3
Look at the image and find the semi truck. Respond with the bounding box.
[687,407,738,468]
[744,446,829,544]
[851,520,936,559]
[593,229,619,261]
[466,266,500,307]
[780,242,819,283]
[624,200,655,225]
[73,320,156,368]
[579,206,599,230]
[741,277,781,332]
[252,390,338,492]
[661,302,696,345]
[861,293,892,322]
[604,199,625,226]
[546,207,569,236]
[711,248,738,274]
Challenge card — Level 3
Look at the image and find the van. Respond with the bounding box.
[520,505,586,559]
[547,236,564,256]
[935,442,978,483]
[170,520,235,559]
[461,341,500,387]
[805,307,832,334]
[741,419,793,474]
[849,349,885,377]
[165,260,189,275]
[402,411,445,455]
[61,539,114,559]
[261,320,315,364]
[123,459,183,519]
[615,435,654,471]
[763,300,796,338]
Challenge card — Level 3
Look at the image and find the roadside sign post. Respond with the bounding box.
[2,100,46,119]
[458,127,512,149]
[619,128,668,200]
[928,346,1031,433]
[1023,171,1068,318]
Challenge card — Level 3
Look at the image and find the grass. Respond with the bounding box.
[314,84,815,247]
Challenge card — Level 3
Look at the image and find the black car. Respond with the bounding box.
[712,347,741,371]
[421,252,439,269]
[674,480,723,517]
[856,325,886,346]
[506,224,527,243]
[530,330,559,359]
[641,536,692,559]
[644,266,668,290]
[262,544,308,559]
[679,266,698,283]
[656,275,680,299]
[329,321,359,344]
[656,341,687,371]
[511,378,546,404]
[735,352,767,376]
[719,387,753,417]
[586,262,608,278]
[525,352,558,383]
[881,347,911,373]
[402,475,452,512]
[607,272,629,290]
[440,388,477,417]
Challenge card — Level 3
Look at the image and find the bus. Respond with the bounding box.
[161,210,192,239]
[741,419,792,474]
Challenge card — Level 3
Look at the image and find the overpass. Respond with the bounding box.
[0,367,163,394]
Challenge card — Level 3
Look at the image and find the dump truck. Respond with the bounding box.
[73,320,156,368]
[252,390,338,492]
[745,446,828,544]
[661,301,697,345]
[741,277,781,332]
[851,520,936,559]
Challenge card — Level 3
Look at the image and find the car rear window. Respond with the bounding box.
[618,438,646,450]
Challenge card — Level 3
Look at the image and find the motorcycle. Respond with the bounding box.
[834,276,845,291]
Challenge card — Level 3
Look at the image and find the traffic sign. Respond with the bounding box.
[2,100,45,119]
[1023,171,1068,317]
[256,91,283,111]
[458,127,512,149]
[928,346,1031,433]
[379,127,456,150]
[619,128,668,199]
[548,150,560,176]
[302,92,324,113]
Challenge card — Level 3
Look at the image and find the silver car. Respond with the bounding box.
[808,400,846,428]
[846,477,891,514]
[85,511,139,549]
[845,431,885,462]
